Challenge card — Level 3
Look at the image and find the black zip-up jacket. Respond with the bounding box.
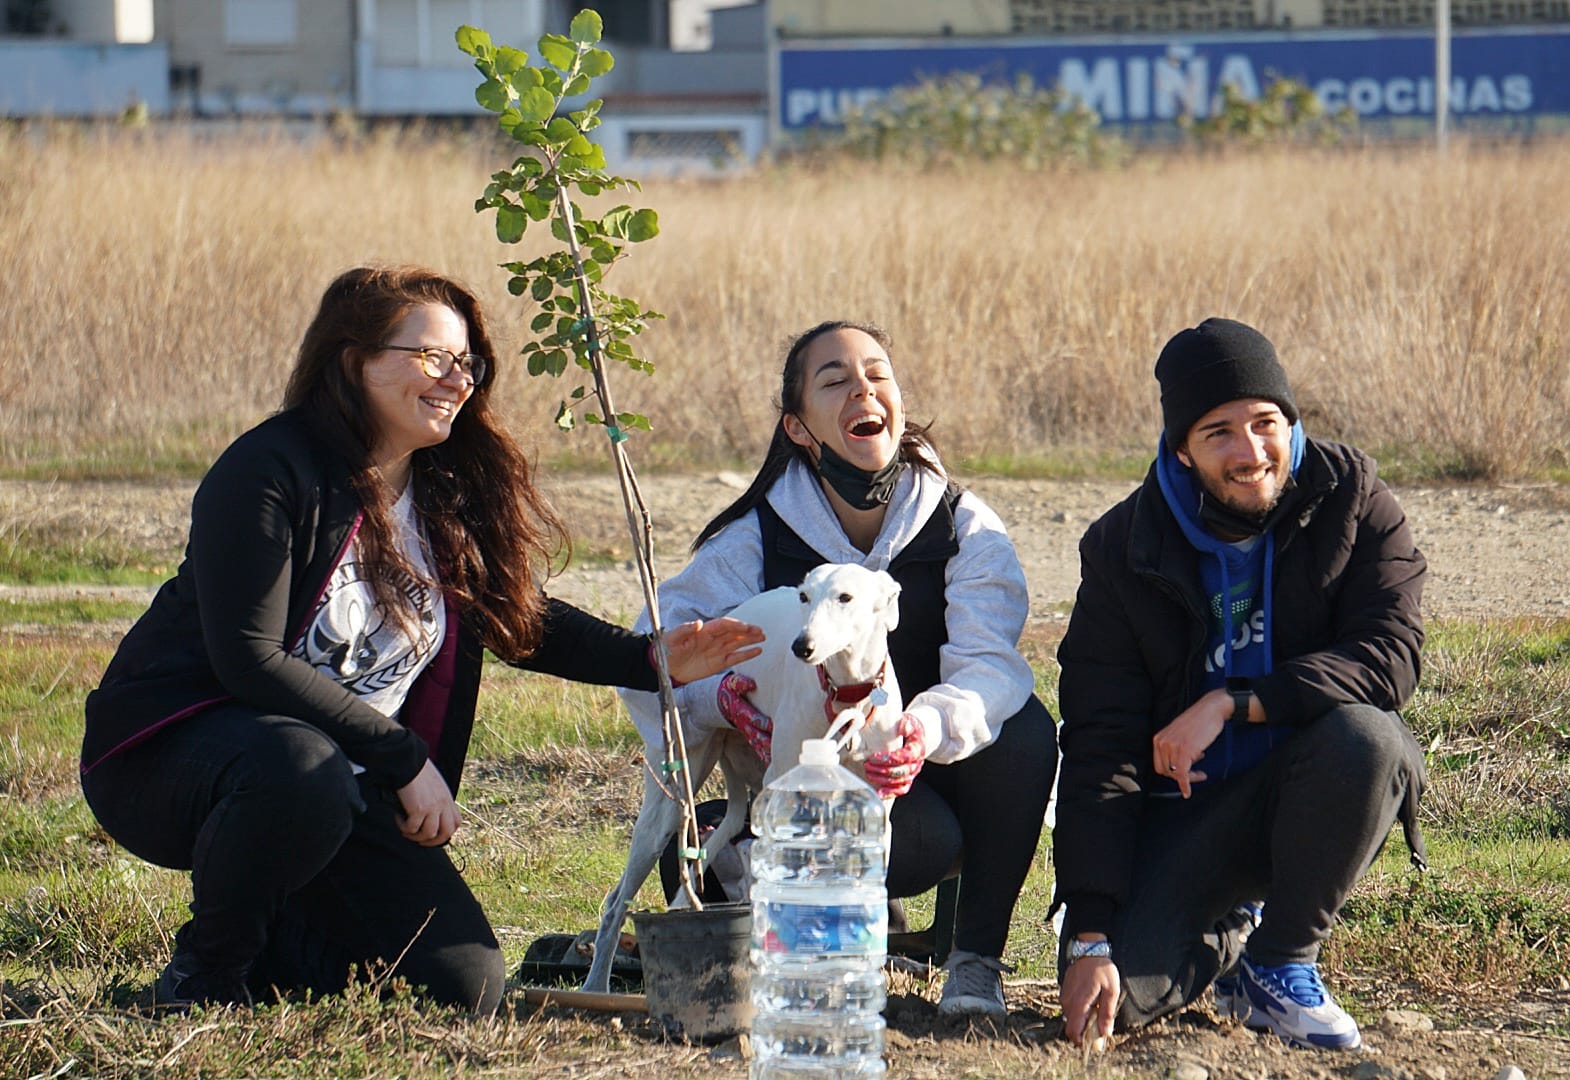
[1053,437,1427,935]
[83,409,658,794]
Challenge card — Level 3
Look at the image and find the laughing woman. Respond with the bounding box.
[80,266,760,1015]
[620,320,1059,1020]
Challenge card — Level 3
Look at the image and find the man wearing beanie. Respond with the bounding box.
[1051,317,1429,1051]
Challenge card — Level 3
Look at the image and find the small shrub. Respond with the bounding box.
[1181,77,1358,146]
[832,71,1123,169]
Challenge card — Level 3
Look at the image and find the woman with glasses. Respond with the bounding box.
[80,265,761,1014]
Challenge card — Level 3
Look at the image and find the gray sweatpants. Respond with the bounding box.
[1059,704,1427,1030]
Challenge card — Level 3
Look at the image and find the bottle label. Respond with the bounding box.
[758,901,885,955]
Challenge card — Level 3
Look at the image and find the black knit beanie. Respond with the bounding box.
[1155,317,1299,450]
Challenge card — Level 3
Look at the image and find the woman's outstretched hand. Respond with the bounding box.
[661,618,764,686]
[396,759,461,847]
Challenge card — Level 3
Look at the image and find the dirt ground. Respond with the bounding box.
[4,472,1569,1077]
[12,472,1565,626]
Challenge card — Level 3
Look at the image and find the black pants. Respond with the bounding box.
[1057,704,1426,1030]
[664,693,1059,960]
[81,705,505,1014]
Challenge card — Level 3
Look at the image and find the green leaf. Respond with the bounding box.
[510,66,544,90]
[546,349,570,376]
[495,203,527,243]
[570,385,587,399]
[530,275,553,301]
[601,205,633,238]
[570,9,603,44]
[530,311,554,332]
[550,217,570,244]
[618,412,653,432]
[517,86,555,123]
[579,48,614,77]
[565,73,591,97]
[627,208,660,243]
[455,25,492,57]
[520,191,551,221]
[566,134,593,157]
[538,34,577,71]
[546,116,579,145]
[507,276,529,296]
[578,180,602,197]
[494,46,529,75]
[555,294,577,315]
[527,352,547,376]
[475,78,511,113]
[577,142,607,170]
[541,68,564,97]
[554,401,576,430]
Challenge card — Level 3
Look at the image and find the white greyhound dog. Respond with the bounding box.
[582,562,905,993]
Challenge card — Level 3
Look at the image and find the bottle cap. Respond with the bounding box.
[798,738,838,767]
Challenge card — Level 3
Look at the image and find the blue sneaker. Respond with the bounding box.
[1240,958,1361,1050]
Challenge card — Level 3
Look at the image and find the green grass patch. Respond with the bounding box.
[1408,617,1570,745]
[0,427,237,482]
[470,661,640,759]
[0,612,1565,1071]
[952,448,1151,482]
[0,597,147,628]
[0,525,173,585]
[1337,834,1570,996]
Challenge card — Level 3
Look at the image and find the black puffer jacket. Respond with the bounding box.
[83,409,658,794]
[1053,437,1426,934]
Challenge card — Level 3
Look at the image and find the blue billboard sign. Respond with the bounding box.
[776,27,1570,129]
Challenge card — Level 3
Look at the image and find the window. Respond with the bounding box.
[225,0,297,47]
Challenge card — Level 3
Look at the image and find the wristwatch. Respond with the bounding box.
[1226,676,1253,725]
[1066,938,1112,963]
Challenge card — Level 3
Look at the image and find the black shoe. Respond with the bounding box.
[155,953,254,1009]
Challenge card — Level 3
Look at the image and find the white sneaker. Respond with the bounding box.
[937,950,1011,1020]
[1240,958,1361,1050]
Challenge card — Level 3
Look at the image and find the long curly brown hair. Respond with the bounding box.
[283,265,567,661]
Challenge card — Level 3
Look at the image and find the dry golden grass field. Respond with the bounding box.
[2,125,1568,480]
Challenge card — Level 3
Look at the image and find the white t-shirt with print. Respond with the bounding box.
[289,486,446,741]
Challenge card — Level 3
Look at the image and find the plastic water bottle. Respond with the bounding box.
[749,738,888,1078]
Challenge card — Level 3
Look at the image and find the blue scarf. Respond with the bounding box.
[1152,423,1305,788]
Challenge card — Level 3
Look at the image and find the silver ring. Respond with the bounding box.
[1167,762,1178,772]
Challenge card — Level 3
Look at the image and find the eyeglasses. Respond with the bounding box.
[377,344,489,385]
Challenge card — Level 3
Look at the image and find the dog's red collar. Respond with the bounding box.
[817,661,888,722]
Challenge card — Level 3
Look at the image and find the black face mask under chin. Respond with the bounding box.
[795,420,901,510]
